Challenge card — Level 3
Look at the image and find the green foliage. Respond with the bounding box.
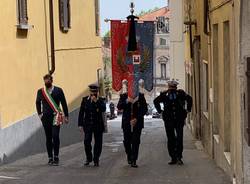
[104,76,112,91]
[137,7,160,17]
[103,56,111,71]
[104,30,111,38]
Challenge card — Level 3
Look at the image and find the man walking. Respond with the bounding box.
[154,79,192,165]
[36,74,69,166]
[78,84,106,167]
[117,92,148,168]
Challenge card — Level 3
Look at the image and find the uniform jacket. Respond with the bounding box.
[117,93,148,130]
[154,89,192,122]
[78,96,106,132]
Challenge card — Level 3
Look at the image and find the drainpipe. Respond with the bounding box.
[189,24,193,58]
[204,0,209,35]
[49,0,55,75]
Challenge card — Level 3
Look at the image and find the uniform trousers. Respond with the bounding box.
[164,120,185,160]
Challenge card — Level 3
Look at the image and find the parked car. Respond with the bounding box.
[152,108,161,118]
[117,109,123,116]
[106,103,111,119]
[152,103,164,119]
[106,103,117,120]
[146,103,154,116]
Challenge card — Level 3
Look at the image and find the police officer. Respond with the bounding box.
[154,79,192,165]
[117,92,148,168]
[78,83,106,167]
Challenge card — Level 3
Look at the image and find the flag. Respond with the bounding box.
[111,20,155,98]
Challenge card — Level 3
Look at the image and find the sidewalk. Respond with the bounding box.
[0,119,231,184]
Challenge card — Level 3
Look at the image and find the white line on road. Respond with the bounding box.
[0,176,20,180]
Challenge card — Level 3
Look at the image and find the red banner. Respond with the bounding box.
[111,20,134,95]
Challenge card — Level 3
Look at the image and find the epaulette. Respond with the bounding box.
[177,89,186,95]
[99,96,106,101]
[160,90,168,95]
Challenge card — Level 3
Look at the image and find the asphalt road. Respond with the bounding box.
[0,117,230,184]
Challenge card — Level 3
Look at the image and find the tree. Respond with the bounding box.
[137,7,160,17]
[104,76,112,101]
[103,30,110,38]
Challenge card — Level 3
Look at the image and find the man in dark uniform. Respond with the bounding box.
[78,84,106,167]
[36,74,69,166]
[154,79,192,165]
[117,93,148,168]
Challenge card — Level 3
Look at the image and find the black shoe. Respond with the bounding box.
[94,162,99,167]
[48,158,53,166]
[53,157,59,166]
[84,160,92,166]
[177,159,184,165]
[131,161,138,168]
[128,159,132,165]
[168,159,177,165]
[127,155,132,165]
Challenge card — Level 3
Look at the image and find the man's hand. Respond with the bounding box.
[79,126,84,133]
[64,117,69,124]
[127,97,134,103]
[39,114,43,119]
[130,118,137,127]
[91,95,98,103]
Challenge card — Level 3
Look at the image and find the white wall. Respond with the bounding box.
[169,0,185,89]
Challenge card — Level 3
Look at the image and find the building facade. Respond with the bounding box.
[240,1,250,183]
[0,0,102,163]
[183,0,244,183]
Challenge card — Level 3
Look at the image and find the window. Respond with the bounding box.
[157,16,169,33]
[245,58,250,146]
[95,0,100,36]
[161,63,167,79]
[59,0,71,32]
[212,24,219,135]
[165,18,170,33]
[223,21,231,153]
[17,0,28,29]
[160,38,166,45]
[202,61,208,112]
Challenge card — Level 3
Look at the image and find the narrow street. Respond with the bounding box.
[0,118,230,184]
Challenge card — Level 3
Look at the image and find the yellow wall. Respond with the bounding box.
[184,0,242,181]
[0,0,102,128]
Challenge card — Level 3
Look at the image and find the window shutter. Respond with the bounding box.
[59,0,70,32]
[95,0,100,36]
[59,0,65,30]
[67,0,71,28]
[17,0,28,26]
[245,57,250,146]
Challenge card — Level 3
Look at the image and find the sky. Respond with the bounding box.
[100,0,168,36]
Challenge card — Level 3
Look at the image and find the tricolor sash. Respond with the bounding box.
[41,87,65,126]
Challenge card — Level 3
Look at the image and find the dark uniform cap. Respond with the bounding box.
[167,79,179,87]
[88,83,99,92]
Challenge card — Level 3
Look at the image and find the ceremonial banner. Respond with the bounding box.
[111,20,130,93]
[111,20,154,98]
